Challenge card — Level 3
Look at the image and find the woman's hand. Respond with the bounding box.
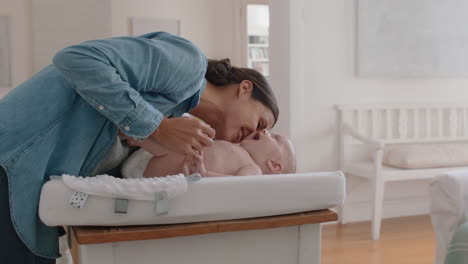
[150,116,215,156]
[121,133,169,157]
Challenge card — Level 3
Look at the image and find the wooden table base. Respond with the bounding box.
[71,209,337,264]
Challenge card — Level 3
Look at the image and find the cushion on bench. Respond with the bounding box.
[383,143,468,169]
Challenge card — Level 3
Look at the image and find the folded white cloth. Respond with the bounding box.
[61,173,188,201]
[430,170,468,264]
[121,148,154,179]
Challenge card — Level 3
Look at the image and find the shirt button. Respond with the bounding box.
[98,105,105,110]
[124,126,130,131]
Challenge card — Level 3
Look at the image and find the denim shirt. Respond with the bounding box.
[0,32,207,258]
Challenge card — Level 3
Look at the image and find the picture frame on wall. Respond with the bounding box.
[357,0,468,77]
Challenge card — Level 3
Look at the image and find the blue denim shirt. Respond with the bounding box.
[0,32,207,258]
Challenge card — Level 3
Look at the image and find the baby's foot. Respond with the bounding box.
[183,153,206,176]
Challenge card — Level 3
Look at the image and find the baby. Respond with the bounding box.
[121,129,296,178]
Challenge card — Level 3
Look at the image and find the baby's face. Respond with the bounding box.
[240,129,294,174]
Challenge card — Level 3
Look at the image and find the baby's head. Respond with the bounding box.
[240,129,296,174]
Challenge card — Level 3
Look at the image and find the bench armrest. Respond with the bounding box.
[342,123,384,150]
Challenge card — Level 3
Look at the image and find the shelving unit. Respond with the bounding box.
[247,35,269,77]
[246,4,269,77]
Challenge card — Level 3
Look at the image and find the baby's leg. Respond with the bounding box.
[143,154,186,178]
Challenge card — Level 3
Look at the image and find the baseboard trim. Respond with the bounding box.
[341,194,430,223]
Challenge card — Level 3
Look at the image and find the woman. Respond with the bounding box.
[0,32,278,263]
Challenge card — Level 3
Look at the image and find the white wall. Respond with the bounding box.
[111,0,236,60]
[294,0,468,220]
[0,0,31,97]
[0,0,237,98]
[31,0,112,74]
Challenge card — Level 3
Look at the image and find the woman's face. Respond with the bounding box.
[215,82,275,143]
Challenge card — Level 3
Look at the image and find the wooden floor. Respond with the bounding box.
[321,215,435,264]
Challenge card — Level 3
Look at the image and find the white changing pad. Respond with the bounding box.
[39,171,345,226]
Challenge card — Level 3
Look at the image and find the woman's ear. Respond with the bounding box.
[237,80,253,98]
[266,159,284,174]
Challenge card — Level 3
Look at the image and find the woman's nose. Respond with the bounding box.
[260,129,268,134]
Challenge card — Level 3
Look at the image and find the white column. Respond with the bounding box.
[269,0,305,168]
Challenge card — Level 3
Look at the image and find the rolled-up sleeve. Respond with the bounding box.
[53,41,163,140]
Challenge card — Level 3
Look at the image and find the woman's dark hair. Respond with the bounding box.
[205,58,279,126]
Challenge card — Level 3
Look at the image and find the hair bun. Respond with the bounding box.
[206,58,234,86]
[204,57,279,126]
[219,58,232,73]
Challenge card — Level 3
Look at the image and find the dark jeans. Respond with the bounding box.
[0,167,56,264]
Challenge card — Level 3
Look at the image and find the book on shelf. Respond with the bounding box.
[248,46,269,60]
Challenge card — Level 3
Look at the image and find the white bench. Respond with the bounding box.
[336,103,468,240]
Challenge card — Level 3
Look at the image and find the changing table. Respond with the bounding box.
[39,171,345,264]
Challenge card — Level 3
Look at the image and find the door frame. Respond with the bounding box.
[233,0,305,169]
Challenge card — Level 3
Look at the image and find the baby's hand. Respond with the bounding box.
[182,152,206,176]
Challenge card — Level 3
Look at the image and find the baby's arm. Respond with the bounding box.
[184,153,261,177]
[233,164,262,176]
[143,154,186,178]
[203,164,262,177]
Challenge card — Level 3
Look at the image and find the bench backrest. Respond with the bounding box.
[337,103,468,144]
